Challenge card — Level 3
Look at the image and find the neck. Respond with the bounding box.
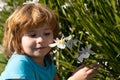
[32,57,45,66]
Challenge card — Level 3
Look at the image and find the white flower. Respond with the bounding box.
[79,44,95,55]
[61,2,70,9]
[66,39,79,49]
[84,3,88,11]
[23,0,39,4]
[64,35,72,40]
[49,38,66,49]
[32,0,39,3]
[75,54,84,63]
[0,2,7,11]
[75,44,95,63]
[49,35,72,49]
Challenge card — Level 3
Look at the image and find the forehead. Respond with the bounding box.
[23,24,52,33]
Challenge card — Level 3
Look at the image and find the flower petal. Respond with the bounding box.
[78,56,83,62]
[49,43,57,47]
[66,40,73,49]
[87,44,92,50]
[73,39,79,46]
[57,44,66,49]
[84,52,90,58]
[65,35,72,40]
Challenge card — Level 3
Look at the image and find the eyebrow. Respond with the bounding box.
[43,27,52,30]
[28,26,51,31]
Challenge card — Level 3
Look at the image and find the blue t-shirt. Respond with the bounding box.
[0,53,56,80]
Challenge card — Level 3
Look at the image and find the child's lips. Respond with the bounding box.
[36,47,46,49]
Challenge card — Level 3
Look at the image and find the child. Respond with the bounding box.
[0,2,99,80]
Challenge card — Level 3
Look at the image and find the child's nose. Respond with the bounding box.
[36,36,44,43]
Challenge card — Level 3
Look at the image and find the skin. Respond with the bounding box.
[68,62,100,80]
[21,25,54,66]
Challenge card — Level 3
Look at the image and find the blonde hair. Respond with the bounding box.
[3,3,59,57]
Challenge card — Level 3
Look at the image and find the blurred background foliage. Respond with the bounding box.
[0,0,120,80]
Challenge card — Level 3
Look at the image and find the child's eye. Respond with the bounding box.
[29,34,36,37]
[27,32,36,37]
[44,32,51,36]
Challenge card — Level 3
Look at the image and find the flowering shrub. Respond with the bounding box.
[49,34,97,79]
[49,35,96,63]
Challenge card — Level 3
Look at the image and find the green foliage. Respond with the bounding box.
[0,0,25,44]
[0,0,120,80]
[47,0,120,79]
[0,53,7,74]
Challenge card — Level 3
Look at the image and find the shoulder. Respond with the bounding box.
[0,53,34,79]
[7,53,30,69]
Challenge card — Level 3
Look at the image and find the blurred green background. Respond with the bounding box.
[0,0,120,80]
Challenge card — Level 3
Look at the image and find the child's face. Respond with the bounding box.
[21,24,54,59]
